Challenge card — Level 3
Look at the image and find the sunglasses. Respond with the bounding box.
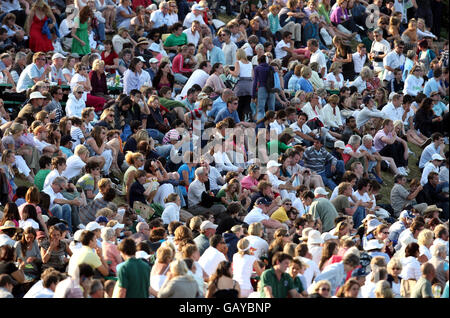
[319,287,330,291]
[76,91,83,94]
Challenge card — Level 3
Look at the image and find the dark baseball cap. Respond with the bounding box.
[255,197,272,205]
[60,135,76,145]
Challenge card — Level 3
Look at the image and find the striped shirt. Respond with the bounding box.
[302,146,337,174]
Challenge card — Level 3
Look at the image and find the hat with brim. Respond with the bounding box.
[283,127,296,138]
[308,230,324,244]
[52,53,66,60]
[135,250,151,260]
[366,218,382,233]
[334,140,346,150]
[29,91,46,100]
[364,239,384,251]
[267,160,282,169]
[137,38,150,46]
[200,220,218,231]
[321,232,338,242]
[423,204,443,215]
[314,187,329,196]
[112,223,125,231]
[430,91,440,97]
[118,27,129,34]
[149,43,161,53]
[362,214,377,223]
[0,220,17,231]
[86,221,103,232]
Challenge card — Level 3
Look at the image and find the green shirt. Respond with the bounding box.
[117,257,151,298]
[159,97,189,111]
[34,169,51,191]
[331,195,350,214]
[293,276,305,293]
[411,277,433,298]
[267,141,292,155]
[259,268,295,298]
[308,197,339,232]
[164,33,188,48]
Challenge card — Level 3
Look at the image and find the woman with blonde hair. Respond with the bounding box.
[417,229,434,263]
[402,19,418,49]
[403,64,424,96]
[283,242,298,258]
[232,238,263,298]
[123,151,145,198]
[332,35,355,81]
[375,280,394,298]
[386,258,403,297]
[158,259,200,298]
[351,66,373,94]
[89,59,109,99]
[25,0,57,52]
[325,62,344,90]
[229,48,253,120]
[309,280,331,298]
[150,246,174,296]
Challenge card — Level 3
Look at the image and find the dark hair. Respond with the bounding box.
[199,61,210,70]
[405,242,420,257]
[170,22,183,32]
[39,155,52,169]
[272,252,293,266]
[210,62,222,75]
[118,238,137,256]
[0,202,20,226]
[80,230,96,246]
[210,234,224,248]
[356,178,371,190]
[79,263,95,278]
[129,57,142,72]
[294,217,307,229]
[0,245,15,262]
[22,204,39,224]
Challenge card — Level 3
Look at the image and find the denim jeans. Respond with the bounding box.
[50,204,72,232]
[256,86,275,121]
[94,22,106,43]
[317,170,337,190]
[174,73,188,84]
[155,144,174,159]
[147,129,165,144]
[353,206,366,229]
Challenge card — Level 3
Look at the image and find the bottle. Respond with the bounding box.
[433,285,442,298]
[115,72,120,87]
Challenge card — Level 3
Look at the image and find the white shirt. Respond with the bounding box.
[420,161,440,186]
[351,76,367,93]
[183,28,201,48]
[370,39,391,70]
[178,69,210,99]
[290,122,312,143]
[275,40,290,59]
[383,51,405,81]
[310,49,327,75]
[183,12,206,29]
[243,207,269,225]
[381,102,402,122]
[65,93,86,118]
[298,256,321,289]
[43,185,67,210]
[187,179,206,207]
[0,234,15,247]
[198,246,226,277]
[324,73,344,90]
[33,137,52,152]
[222,41,238,66]
[419,143,444,169]
[245,235,269,259]
[44,170,62,190]
[322,103,343,129]
[269,121,286,135]
[161,202,180,225]
[138,69,152,87]
[208,166,222,191]
[232,254,257,290]
[352,52,367,74]
[19,219,40,230]
[309,245,322,266]
[62,155,86,181]
[403,75,424,96]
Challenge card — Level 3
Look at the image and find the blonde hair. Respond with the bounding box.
[134,129,149,143]
[156,246,174,263]
[74,144,89,157]
[374,280,394,298]
[329,62,342,74]
[360,66,373,80]
[125,151,144,165]
[236,48,247,61]
[92,59,105,71]
[301,66,312,78]
[95,207,116,219]
[283,243,297,257]
[237,238,251,255]
[313,280,331,293]
[417,229,434,247]
[386,258,402,275]
[170,259,189,277]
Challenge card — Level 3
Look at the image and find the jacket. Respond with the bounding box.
[161,202,180,225]
[223,232,240,262]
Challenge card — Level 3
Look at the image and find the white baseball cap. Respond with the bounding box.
[86,221,103,231]
[334,140,346,150]
[432,153,445,161]
[200,221,218,231]
[267,160,282,169]
[52,53,66,60]
[314,187,329,196]
[112,223,125,231]
[136,56,145,62]
[29,91,46,100]
[149,42,161,53]
[149,58,159,64]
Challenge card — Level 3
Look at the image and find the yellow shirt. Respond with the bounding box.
[271,207,289,223]
[76,246,102,270]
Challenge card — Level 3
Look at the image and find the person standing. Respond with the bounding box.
[253,55,275,121]
[71,6,92,56]
[113,238,150,298]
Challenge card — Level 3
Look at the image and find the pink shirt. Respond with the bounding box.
[241,175,258,191]
[373,129,392,152]
[102,241,122,274]
[18,202,42,220]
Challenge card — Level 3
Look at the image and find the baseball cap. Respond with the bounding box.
[399,210,416,220]
[60,135,76,145]
[55,222,69,232]
[52,53,66,60]
[255,197,272,206]
[149,58,159,64]
[95,216,109,224]
[334,140,346,150]
[267,160,282,169]
[149,42,161,52]
[314,187,329,196]
[192,4,205,10]
[111,223,125,231]
[73,229,84,242]
[351,267,368,277]
[200,221,218,231]
[86,221,103,231]
[432,153,445,161]
[29,91,46,100]
[136,56,146,62]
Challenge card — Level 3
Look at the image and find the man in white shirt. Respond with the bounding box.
[369,28,391,75]
[381,93,403,121]
[183,20,202,48]
[16,52,51,93]
[150,2,171,32]
[290,112,316,146]
[307,39,327,77]
[198,234,227,276]
[62,144,89,181]
[245,222,269,259]
[383,39,406,82]
[275,31,294,60]
[183,4,206,29]
[178,60,212,99]
[220,29,237,66]
[32,269,63,298]
[43,177,82,232]
[352,43,367,75]
[419,133,445,169]
[187,167,226,216]
[33,126,58,156]
[0,221,17,247]
[244,197,284,230]
[420,153,445,186]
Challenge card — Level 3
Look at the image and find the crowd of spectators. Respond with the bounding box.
[0,0,448,299]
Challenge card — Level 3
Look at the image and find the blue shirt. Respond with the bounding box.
[298,77,314,92]
[207,96,227,118]
[177,163,195,197]
[209,46,226,67]
[423,77,440,97]
[215,107,241,124]
[17,64,44,93]
[150,10,171,29]
[432,101,447,117]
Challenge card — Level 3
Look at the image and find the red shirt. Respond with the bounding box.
[101,50,119,68]
[172,54,192,74]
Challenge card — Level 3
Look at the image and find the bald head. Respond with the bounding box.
[136,222,149,233]
[422,262,435,279]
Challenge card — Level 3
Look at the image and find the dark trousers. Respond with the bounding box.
[379,141,408,168]
[237,95,252,121]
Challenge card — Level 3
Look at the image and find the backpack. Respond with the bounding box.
[265,66,277,93]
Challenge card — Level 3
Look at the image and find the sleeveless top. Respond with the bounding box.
[212,280,239,298]
[238,61,253,78]
[232,253,257,290]
[150,263,170,292]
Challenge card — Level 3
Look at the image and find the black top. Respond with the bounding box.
[129,181,146,207]
[212,280,239,298]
